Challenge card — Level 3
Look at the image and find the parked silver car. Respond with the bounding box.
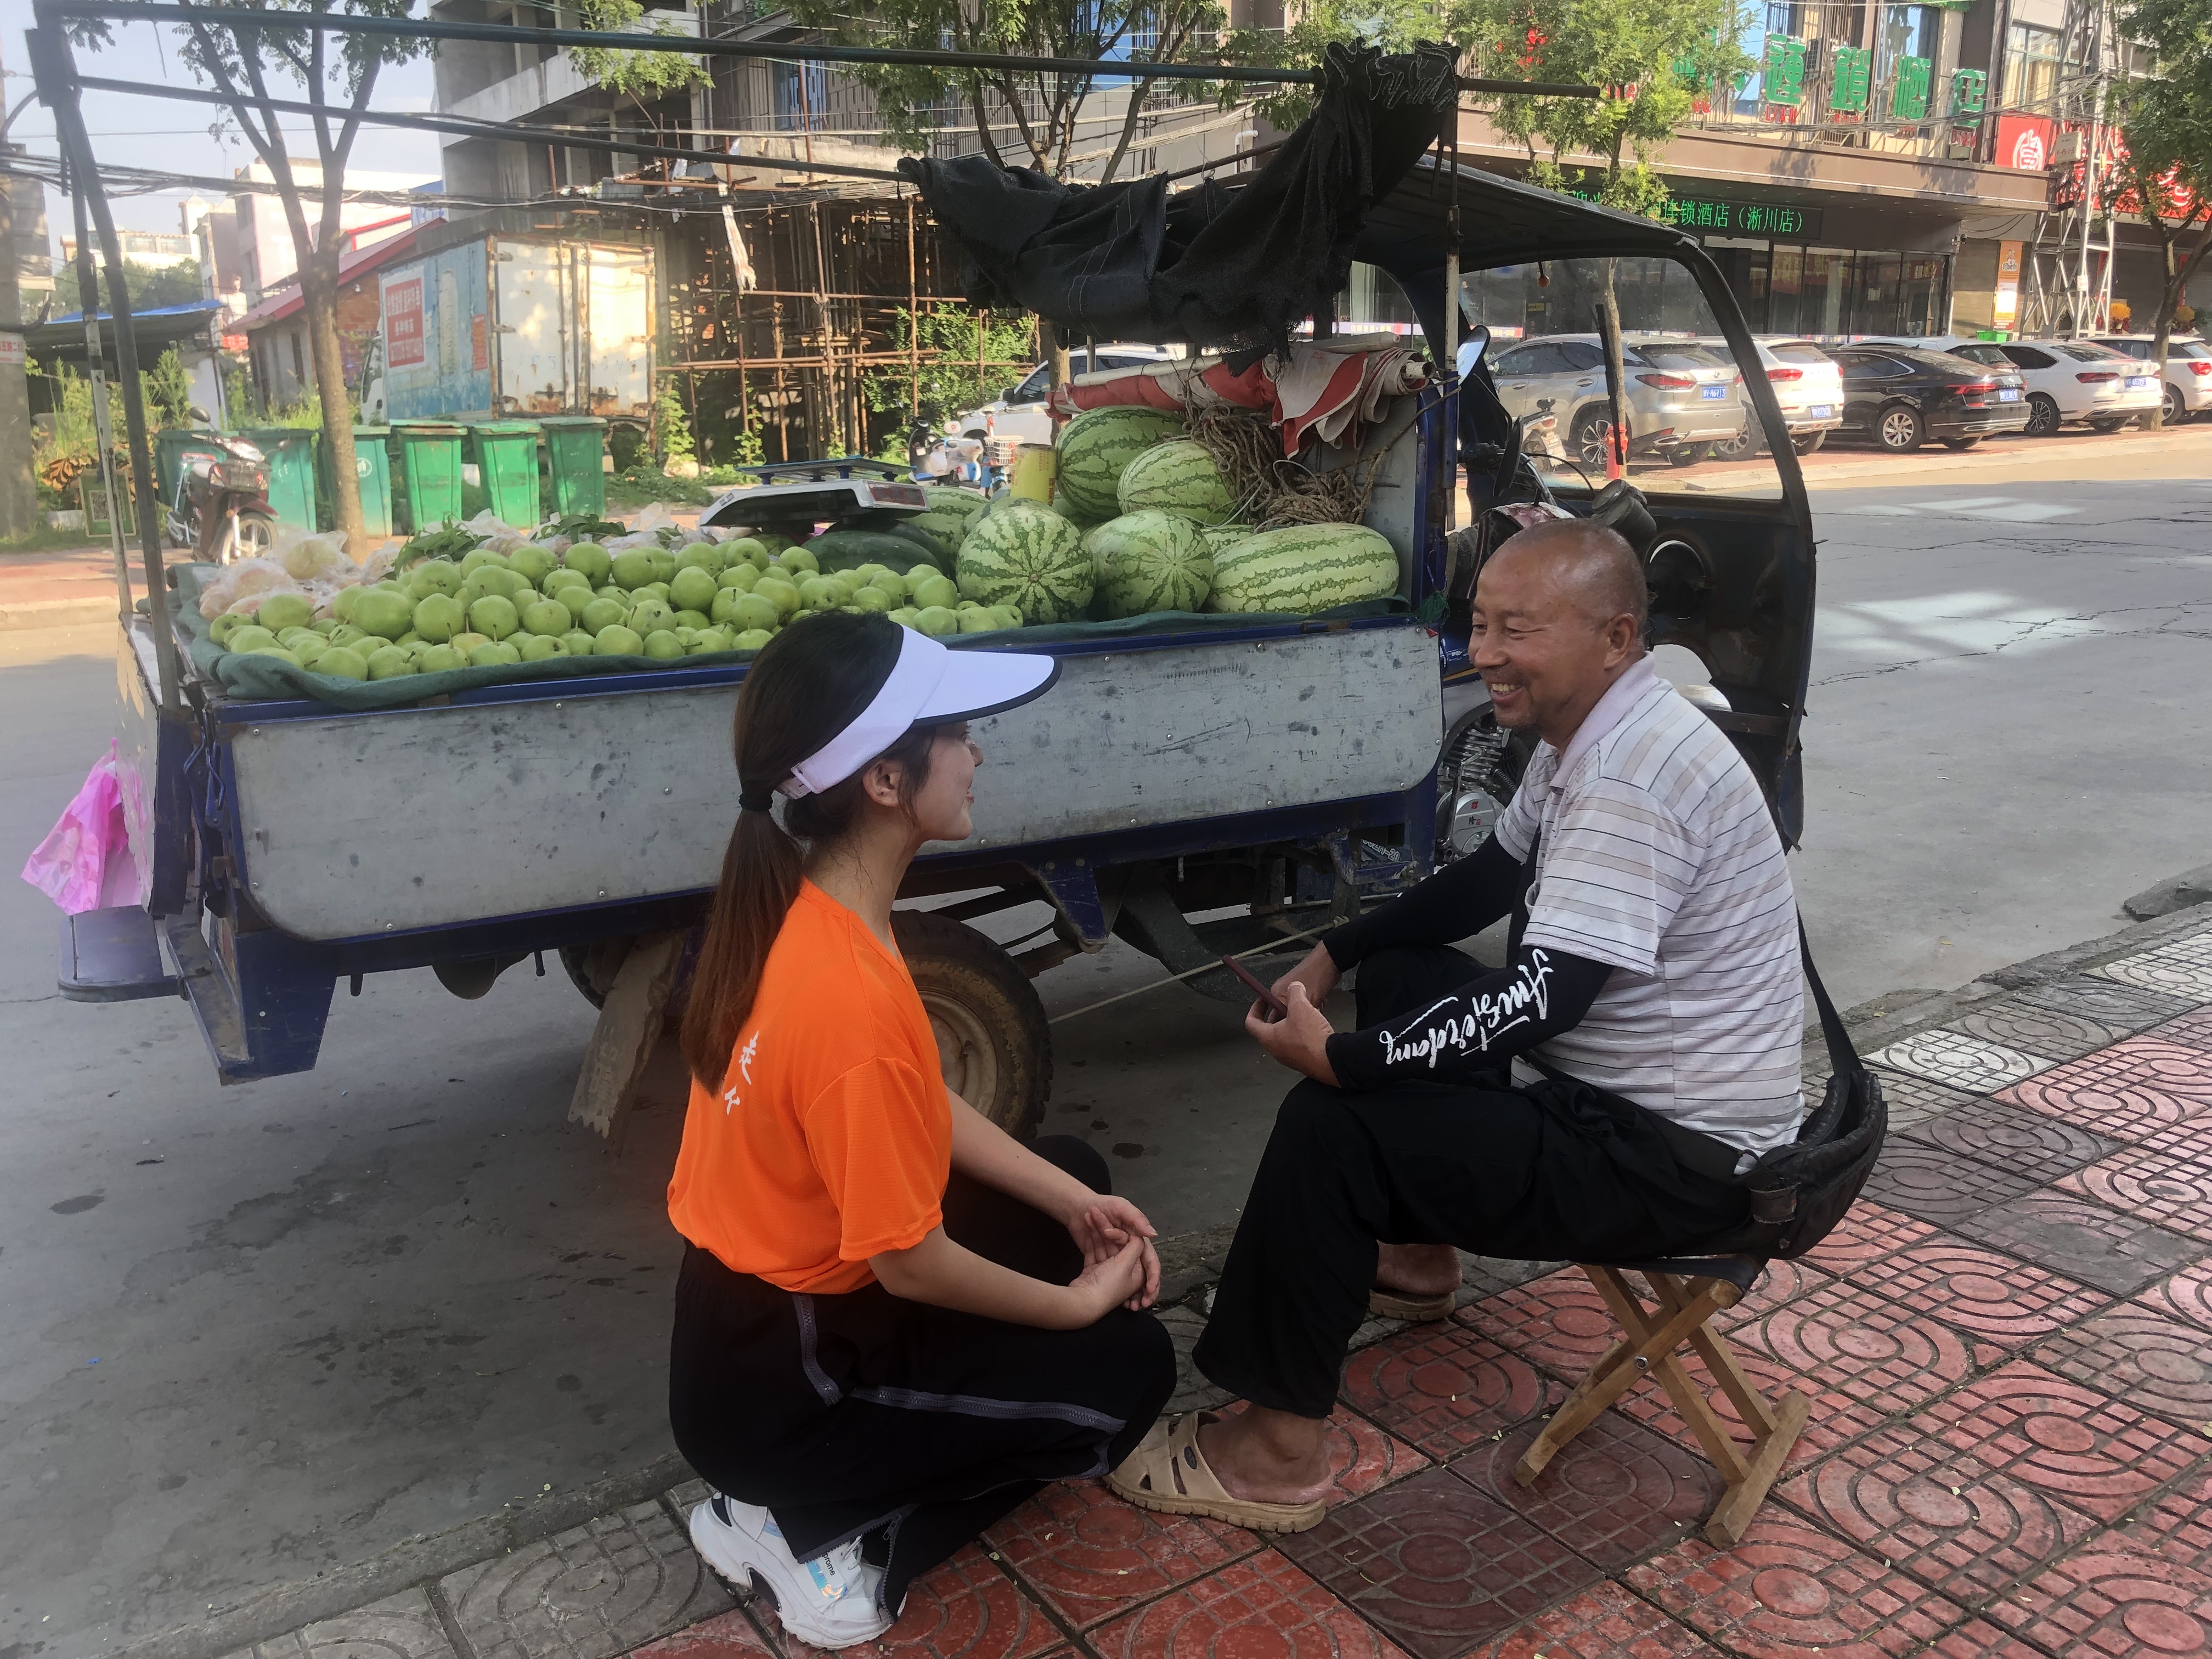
[953,344,1179,445]
[2091,335,2212,425]
[1486,333,1746,469]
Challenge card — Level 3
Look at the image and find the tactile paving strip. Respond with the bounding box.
[1886,1361,2202,1524]
[1869,1242,2108,1347]
[1278,1466,1601,1659]
[1777,1424,2100,1606]
[1085,1550,1415,1659]
[2090,931,2212,1000]
[1865,1068,1988,1132]
[1462,1581,1725,1659]
[2058,1147,2212,1244]
[982,1477,1257,1632]
[1339,1322,1563,1462]
[1900,1097,2120,1186]
[1622,1513,1970,1659]
[1453,1410,1723,1569]
[1956,1192,2205,1298]
[1867,1029,2051,1094]
[2001,1039,2212,1142]
[1737,1279,1983,1417]
[439,1501,733,1659]
[2014,974,2199,1034]
[1984,1544,2212,1652]
[1950,1003,2132,1065]
[2029,1306,2212,1435]
[734,1548,1063,1659]
[1860,1142,2041,1228]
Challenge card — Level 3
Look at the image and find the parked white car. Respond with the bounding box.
[1882,336,2161,436]
[952,343,1179,445]
[1486,333,1746,469]
[1709,337,1846,458]
[2090,334,2212,425]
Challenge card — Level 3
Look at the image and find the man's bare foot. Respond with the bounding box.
[1375,1242,1462,1297]
[1195,1407,1332,1506]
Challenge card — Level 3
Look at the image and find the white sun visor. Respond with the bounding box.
[780,628,1060,799]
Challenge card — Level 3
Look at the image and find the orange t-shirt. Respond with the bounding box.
[667,880,952,1294]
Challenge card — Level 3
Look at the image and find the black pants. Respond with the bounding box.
[668,1137,1175,1615]
[1193,946,1753,1419]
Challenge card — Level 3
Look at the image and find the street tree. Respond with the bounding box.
[567,0,710,130]
[121,0,430,549]
[1446,0,1749,213]
[2101,0,2212,426]
[1216,0,1437,129]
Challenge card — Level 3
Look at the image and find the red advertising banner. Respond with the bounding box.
[385,277,425,369]
[1995,113,2053,171]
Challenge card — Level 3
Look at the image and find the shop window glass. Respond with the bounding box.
[1879,5,1940,84]
[2004,22,2063,110]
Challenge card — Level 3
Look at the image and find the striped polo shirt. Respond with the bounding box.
[1496,656,1804,1155]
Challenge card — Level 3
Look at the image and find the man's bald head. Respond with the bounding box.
[1487,518,1648,637]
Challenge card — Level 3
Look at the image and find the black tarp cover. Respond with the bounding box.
[898,42,1459,357]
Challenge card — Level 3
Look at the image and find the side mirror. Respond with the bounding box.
[1460,324,1490,366]
[189,404,211,423]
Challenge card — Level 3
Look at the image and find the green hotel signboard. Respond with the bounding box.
[1561,187,1826,240]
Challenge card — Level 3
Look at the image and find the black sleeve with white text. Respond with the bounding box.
[1323,945,1613,1091]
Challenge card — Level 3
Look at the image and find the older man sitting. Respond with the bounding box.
[1106,518,1806,1532]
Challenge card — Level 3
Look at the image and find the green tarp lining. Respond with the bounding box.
[174,565,1412,714]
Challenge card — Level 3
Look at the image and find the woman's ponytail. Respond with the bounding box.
[679,612,933,1088]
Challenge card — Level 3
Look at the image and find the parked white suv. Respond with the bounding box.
[1709,337,1846,458]
[2090,335,2212,425]
[953,343,1180,445]
[1486,333,1746,469]
[1882,337,2161,435]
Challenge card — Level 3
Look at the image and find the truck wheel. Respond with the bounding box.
[561,935,697,1032]
[893,909,1051,1139]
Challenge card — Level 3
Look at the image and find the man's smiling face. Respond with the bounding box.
[1469,526,1644,743]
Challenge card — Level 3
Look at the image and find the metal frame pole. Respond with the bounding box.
[64,148,133,621]
[30,19,179,710]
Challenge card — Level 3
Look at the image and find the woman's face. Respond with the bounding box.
[910,723,981,844]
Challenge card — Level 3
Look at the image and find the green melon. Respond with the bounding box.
[1116,438,1238,526]
[1087,511,1215,618]
[1209,523,1400,616]
[1199,524,1251,561]
[1056,406,1187,520]
[955,499,1090,623]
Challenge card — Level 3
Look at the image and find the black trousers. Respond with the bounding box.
[668,1137,1175,1615]
[1193,946,1753,1419]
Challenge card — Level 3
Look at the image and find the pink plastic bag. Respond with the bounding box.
[22,743,137,915]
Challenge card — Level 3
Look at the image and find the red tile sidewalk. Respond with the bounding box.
[627,960,2212,1659]
[0,545,145,629]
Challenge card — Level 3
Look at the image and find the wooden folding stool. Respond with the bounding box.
[1513,1254,1809,1547]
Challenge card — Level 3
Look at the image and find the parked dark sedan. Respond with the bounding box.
[1829,345,2033,452]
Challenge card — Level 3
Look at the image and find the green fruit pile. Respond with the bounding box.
[207,528,1033,684]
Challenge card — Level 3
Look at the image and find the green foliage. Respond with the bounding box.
[1218,0,1437,128]
[569,0,712,103]
[1447,0,1751,198]
[141,349,196,431]
[654,376,696,466]
[54,258,206,318]
[782,0,1224,178]
[2098,4,2212,363]
[860,306,1039,425]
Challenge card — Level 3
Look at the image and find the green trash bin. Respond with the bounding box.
[391,420,467,534]
[240,427,321,533]
[347,426,394,541]
[468,419,544,531]
[539,415,608,519]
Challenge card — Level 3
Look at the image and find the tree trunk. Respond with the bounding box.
[1042,319,1071,405]
[299,261,366,548]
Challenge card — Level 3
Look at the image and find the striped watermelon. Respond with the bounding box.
[1118,439,1237,526]
[1056,406,1186,520]
[1087,511,1215,618]
[1210,523,1399,615]
[1199,524,1250,561]
[956,500,1092,623]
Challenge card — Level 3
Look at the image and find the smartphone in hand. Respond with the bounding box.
[1220,955,1290,1022]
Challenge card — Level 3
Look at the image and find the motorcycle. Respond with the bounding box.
[165,432,278,565]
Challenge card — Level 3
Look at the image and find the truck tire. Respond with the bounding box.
[560,935,697,1031]
[893,909,1052,1139]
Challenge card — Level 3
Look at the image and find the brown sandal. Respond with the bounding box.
[1105,1413,1327,1533]
[1368,1287,1457,1322]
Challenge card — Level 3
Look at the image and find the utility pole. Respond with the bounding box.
[0,35,47,540]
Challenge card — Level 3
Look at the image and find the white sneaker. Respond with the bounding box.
[689,1493,895,1649]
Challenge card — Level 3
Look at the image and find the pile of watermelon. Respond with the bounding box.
[948,405,1401,624]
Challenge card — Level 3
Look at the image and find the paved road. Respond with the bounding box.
[3,433,2208,1654]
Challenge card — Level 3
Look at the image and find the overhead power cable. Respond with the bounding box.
[47,1,1604,98]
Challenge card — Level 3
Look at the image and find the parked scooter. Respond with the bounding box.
[165,427,277,565]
